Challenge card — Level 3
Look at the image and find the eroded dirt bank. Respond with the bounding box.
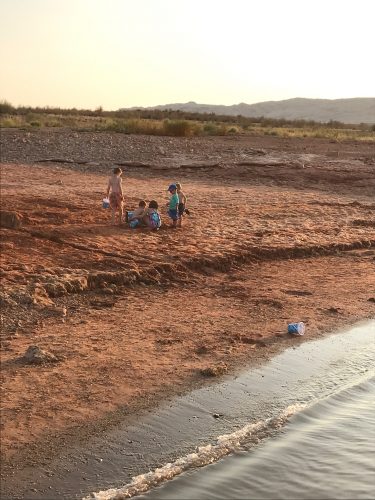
[0,130,374,478]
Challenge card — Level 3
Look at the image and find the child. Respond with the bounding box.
[166,184,179,228]
[106,167,124,225]
[142,200,162,231]
[126,200,147,227]
[175,182,187,228]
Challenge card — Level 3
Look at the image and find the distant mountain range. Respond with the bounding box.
[126,98,375,124]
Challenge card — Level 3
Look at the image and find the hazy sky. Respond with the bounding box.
[1,0,374,110]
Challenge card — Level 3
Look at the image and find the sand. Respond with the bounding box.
[0,129,374,475]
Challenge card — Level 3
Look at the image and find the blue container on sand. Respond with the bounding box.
[288,322,305,335]
[102,198,110,209]
[129,219,139,229]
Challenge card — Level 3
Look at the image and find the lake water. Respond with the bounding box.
[88,320,375,500]
[142,376,375,500]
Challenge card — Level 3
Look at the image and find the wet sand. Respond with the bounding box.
[0,130,374,494]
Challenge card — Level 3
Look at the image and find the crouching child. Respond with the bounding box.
[143,200,161,231]
[126,200,146,228]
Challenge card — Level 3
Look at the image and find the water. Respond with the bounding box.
[142,377,375,500]
[86,321,375,500]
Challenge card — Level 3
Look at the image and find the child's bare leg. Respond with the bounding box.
[177,215,182,228]
[111,209,115,225]
[142,215,152,230]
[119,207,124,224]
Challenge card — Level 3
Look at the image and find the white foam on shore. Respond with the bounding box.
[83,403,305,500]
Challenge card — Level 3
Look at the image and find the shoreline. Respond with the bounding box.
[2,250,374,458]
[2,318,374,500]
[1,254,374,463]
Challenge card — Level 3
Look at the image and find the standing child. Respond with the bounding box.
[106,167,124,225]
[166,184,179,228]
[175,182,187,228]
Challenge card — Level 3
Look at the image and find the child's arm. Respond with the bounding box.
[119,178,124,199]
[106,179,111,197]
[181,191,187,206]
[131,208,146,220]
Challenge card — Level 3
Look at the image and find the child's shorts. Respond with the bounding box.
[178,202,185,217]
[109,192,123,210]
[168,209,179,220]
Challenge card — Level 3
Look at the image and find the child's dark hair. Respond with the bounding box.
[149,200,158,210]
[113,167,122,175]
[138,200,147,207]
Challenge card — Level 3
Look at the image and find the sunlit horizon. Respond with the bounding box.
[1,0,374,111]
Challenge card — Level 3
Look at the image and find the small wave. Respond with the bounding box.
[83,403,305,500]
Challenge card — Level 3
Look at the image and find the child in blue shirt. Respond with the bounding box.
[166,184,179,228]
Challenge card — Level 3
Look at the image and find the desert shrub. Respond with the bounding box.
[264,129,278,136]
[203,123,219,134]
[162,119,194,137]
[30,121,41,127]
[59,116,81,127]
[104,118,162,135]
[0,115,32,128]
[0,100,15,114]
[25,113,37,123]
[0,117,18,127]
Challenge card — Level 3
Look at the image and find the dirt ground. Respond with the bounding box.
[1,129,374,472]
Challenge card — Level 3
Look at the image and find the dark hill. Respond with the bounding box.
[125,97,375,124]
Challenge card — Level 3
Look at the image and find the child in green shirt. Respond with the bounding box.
[167,184,179,228]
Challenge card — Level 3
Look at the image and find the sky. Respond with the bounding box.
[1,0,374,110]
